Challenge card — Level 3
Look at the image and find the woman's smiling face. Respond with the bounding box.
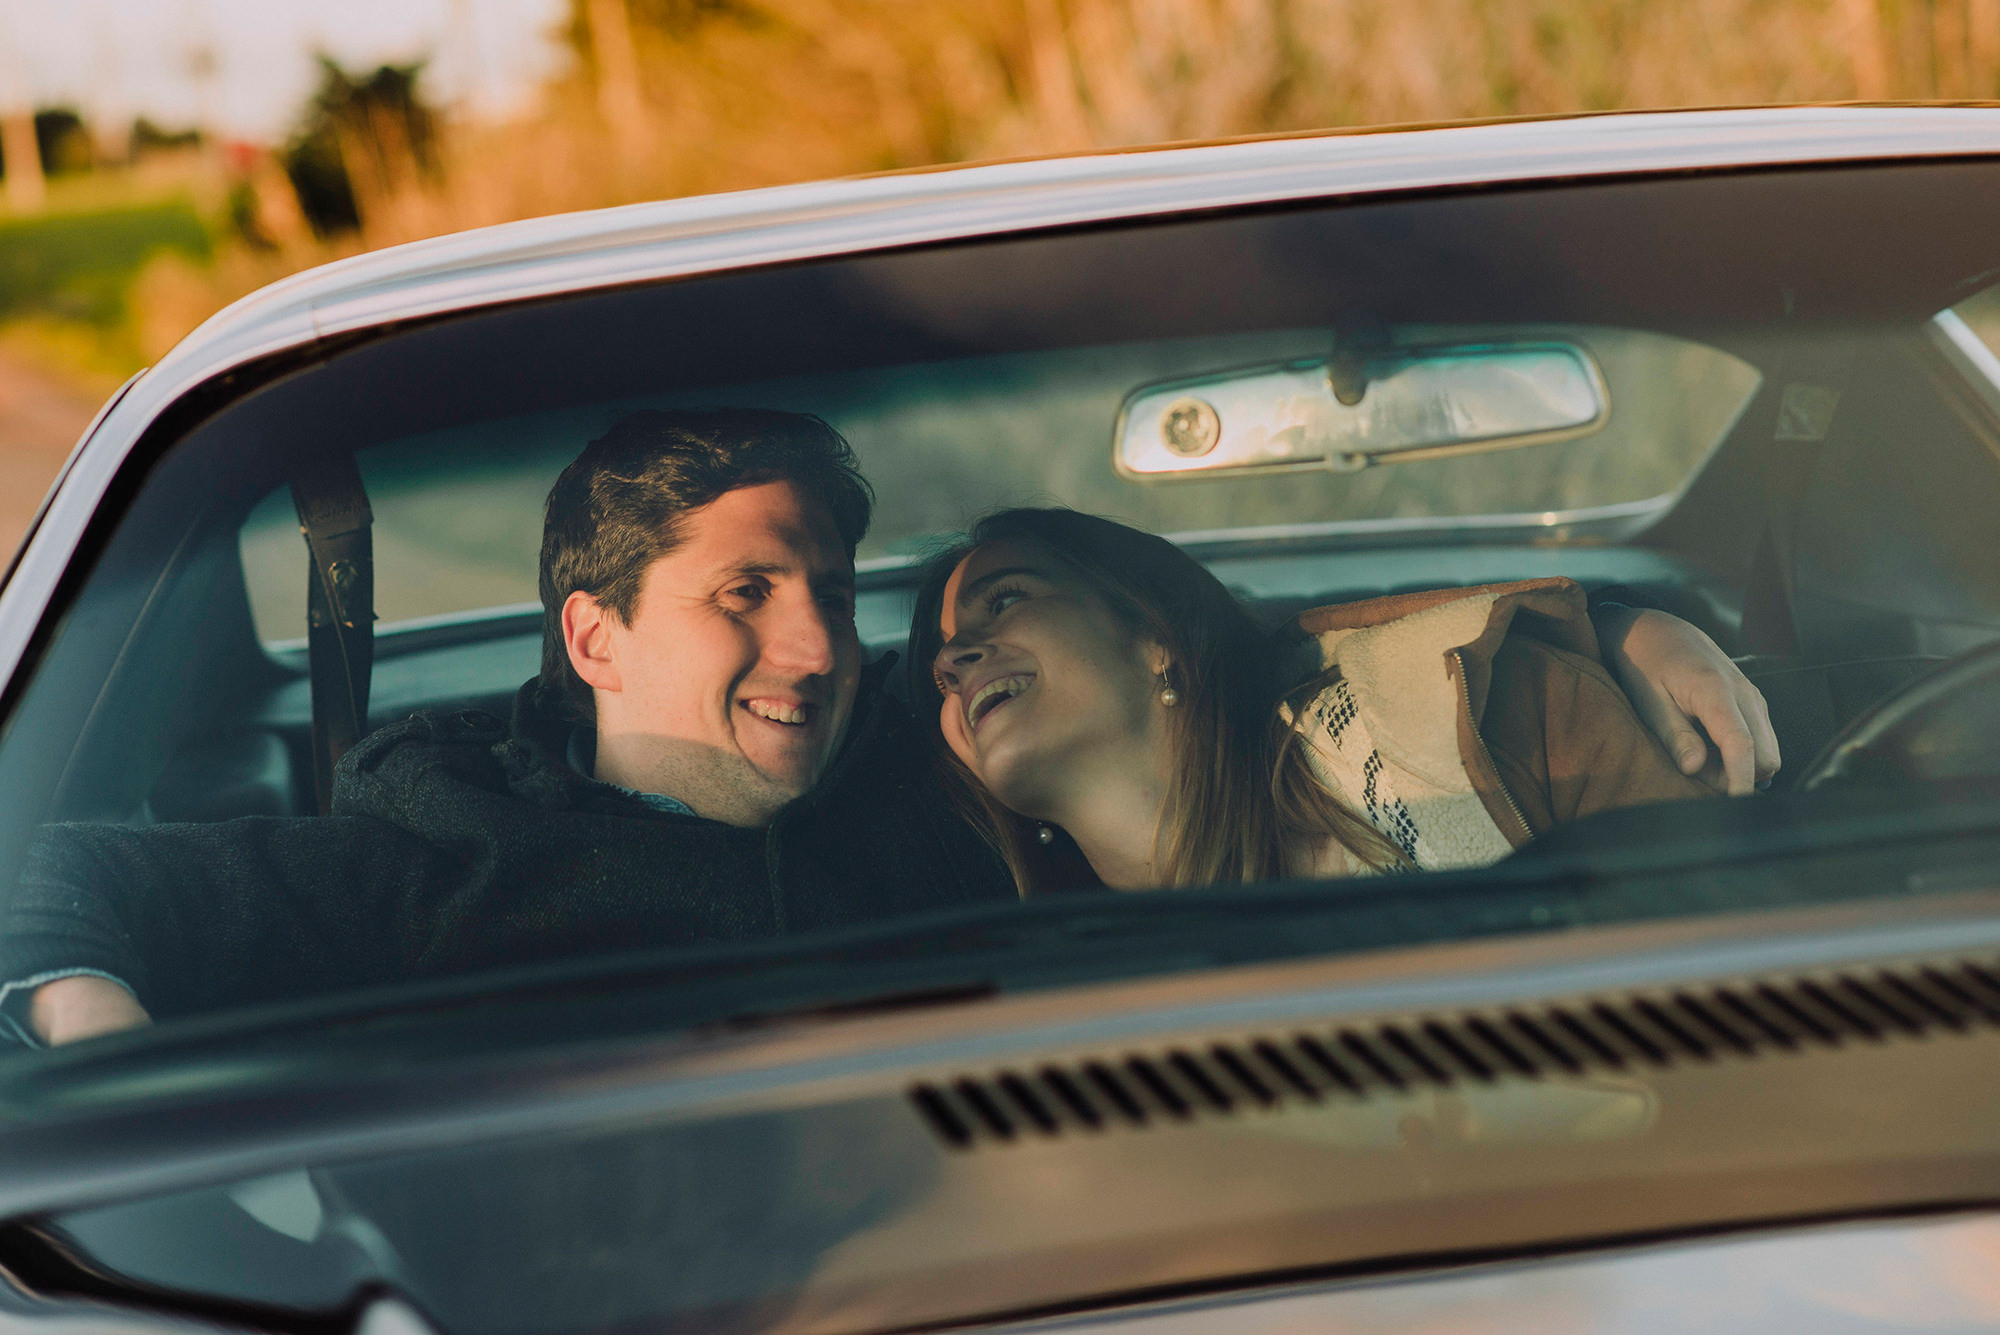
[932,538,1165,819]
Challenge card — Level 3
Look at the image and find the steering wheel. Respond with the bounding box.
[1800,638,2000,790]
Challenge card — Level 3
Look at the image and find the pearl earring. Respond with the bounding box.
[1037,824,1055,845]
[1158,671,1179,707]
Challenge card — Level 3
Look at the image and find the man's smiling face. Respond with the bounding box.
[569,479,861,827]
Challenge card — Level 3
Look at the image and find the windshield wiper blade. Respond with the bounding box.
[718,979,999,1031]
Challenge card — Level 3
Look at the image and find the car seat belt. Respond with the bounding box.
[1739,441,1816,656]
[1740,356,1850,657]
[291,455,374,816]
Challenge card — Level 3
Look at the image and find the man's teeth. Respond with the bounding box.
[969,674,1033,724]
[747,700,810,725]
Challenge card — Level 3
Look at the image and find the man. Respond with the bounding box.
[11,409,1776,1045]
[8,410,1012,1044]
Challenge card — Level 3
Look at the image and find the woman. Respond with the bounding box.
[909,508,1723,895]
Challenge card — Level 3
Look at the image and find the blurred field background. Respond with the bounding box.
[1,0,1998,548]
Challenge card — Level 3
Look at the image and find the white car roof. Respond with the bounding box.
[145,106,2000,398]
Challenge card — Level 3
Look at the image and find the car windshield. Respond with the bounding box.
[7,159,2000,1050]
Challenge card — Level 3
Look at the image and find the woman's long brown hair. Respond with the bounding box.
[907,508,1401,897]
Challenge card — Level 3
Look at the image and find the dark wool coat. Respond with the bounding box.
[0,669,1016,1019]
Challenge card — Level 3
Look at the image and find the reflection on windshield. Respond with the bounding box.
[238,325,1756,641]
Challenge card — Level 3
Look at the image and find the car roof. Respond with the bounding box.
[6,104,2000,689]
[141,105,2000,399]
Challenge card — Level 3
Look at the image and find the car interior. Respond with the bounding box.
[8,161,2000,888]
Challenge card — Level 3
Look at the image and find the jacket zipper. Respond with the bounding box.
[1453,648,1532,845]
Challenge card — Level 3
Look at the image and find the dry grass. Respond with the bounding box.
[122,0,2000,358]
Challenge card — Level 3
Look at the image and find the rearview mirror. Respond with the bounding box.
[1114,342,1608,481]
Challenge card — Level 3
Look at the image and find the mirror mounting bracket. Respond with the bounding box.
[1327,317,1389,407]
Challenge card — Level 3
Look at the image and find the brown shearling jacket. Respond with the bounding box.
[1286,577,1714,872]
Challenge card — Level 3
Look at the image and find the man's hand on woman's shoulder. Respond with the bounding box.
[1593,606,1780,796]
[31,975,151,1046]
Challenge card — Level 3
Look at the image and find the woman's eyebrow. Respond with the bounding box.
[955,566,1040,606]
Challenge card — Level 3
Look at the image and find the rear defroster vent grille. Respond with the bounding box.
[908,956,2000,1149]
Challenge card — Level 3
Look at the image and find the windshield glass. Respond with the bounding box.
[7,159,2000,1054]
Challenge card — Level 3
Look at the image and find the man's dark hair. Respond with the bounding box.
[539,408,873,724]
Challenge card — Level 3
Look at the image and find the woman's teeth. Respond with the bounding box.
[968,674,1034,726]
[747,700,810,725]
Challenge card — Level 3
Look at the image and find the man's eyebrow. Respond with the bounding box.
[809,568,856,594]
[714,560,855,591]
[956,566,1040,606]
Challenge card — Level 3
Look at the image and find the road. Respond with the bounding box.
[0,348,109,555]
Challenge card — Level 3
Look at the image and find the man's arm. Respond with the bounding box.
[2,814,446,1044]
[1591,605,1780,796]
[29,975,150,1045]
[1485,634,1717,829]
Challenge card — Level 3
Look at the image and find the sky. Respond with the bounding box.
[0,0,568,142]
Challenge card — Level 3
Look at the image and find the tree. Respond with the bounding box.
[280,58,440,238]
[0,109,42,212]
[33,109,92,175]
